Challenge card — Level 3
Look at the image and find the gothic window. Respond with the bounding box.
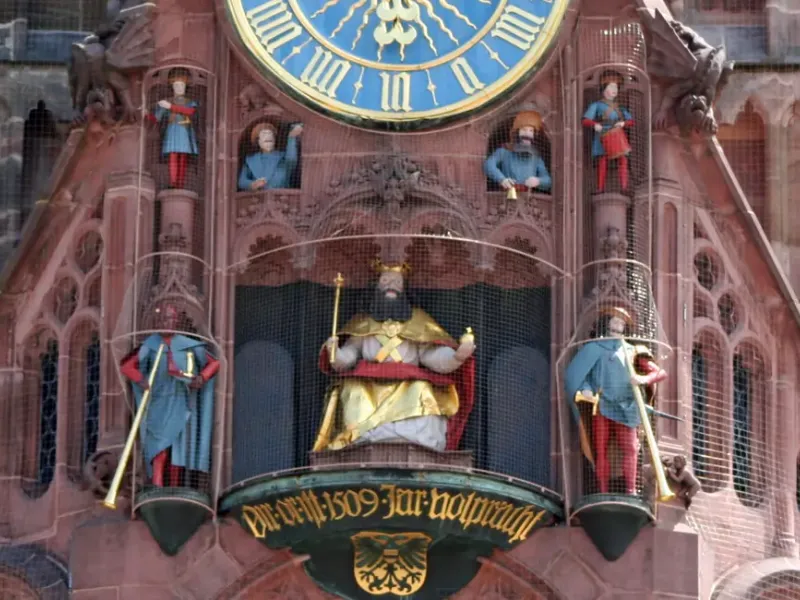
[718,103,767,228]
[84,335,100,462]
[692,346,708,478]
[21,335,59,497]
[732,354,751,499]
[694,251,720,292]
[718,293,741,335]
[51,277,78,325]
[732,349,766,507]
[66,325,100,479]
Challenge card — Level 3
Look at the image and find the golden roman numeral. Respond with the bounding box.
[300,46,351,99]
[246,0,303,53]
[450,57,485,95]
[379,72,412,112]
[490,5,545,51]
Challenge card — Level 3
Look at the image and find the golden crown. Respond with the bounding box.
[371,258,411,275]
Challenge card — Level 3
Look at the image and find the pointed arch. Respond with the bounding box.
[731,338,769,508]
[19,325,60,498]
[62,311,101,482]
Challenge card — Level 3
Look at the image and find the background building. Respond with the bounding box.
[0,0,799,598]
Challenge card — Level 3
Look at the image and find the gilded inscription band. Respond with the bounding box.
[241,484,546,545]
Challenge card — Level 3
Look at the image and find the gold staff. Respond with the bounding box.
[620,338,675,503]
[103,343,166,509]
[330,273,345,364]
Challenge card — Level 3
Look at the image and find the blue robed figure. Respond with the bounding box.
[484,111,552,193]
[238,122,302,191]
[120,304,220,488]
[564,307,666,495]
[148,68,199,190]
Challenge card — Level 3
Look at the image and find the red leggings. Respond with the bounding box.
[168,152,189,189]
[597,156,629,192]
[593,413,638,494]
[151,449,183,487]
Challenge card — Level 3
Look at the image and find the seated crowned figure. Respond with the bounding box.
[313,261,476,453]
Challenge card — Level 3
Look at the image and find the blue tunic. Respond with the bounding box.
[484,146,552,191]
[583,101,632,158]
[564,338,640,428]
[238,137,299,190]
[153,98,199,156]
[132,334,215,476]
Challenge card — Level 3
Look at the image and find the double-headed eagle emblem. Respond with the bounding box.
[351,531,432,596]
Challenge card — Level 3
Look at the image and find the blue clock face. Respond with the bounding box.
[226,0,568,128]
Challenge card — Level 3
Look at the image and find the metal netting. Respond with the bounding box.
[0,0,799,597]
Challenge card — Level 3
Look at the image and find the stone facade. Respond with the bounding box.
[1,0,800,599]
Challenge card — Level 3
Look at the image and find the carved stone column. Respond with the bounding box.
[158,189,199,254]
[772,325,798,557]
[650,133,693,448]
[100,171,156,447]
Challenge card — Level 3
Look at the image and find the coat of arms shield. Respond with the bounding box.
[351,531,432,596]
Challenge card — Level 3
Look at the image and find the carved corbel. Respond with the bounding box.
[639,8,735,136]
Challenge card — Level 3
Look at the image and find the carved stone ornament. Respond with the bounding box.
[638,8,734,136]
[328,155,468,214]
[486,192,552,232]
[150,223,201,302]
[318,154,480,236]
[586,226,632,306]
[69,1,156,125]
[238,82,283,123]
[236,192,318,232]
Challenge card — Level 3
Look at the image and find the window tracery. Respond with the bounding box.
[20,330,59,498]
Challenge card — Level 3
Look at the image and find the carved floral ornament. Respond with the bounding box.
[235,153,552,242]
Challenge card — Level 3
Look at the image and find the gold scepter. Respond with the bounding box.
[619,337,675,502]
[329,273,345,364]
[103,343,166,509]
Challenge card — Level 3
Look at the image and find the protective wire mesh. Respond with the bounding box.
[227,237,560,493]
[0,0,799,597]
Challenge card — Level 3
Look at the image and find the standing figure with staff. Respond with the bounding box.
[564,307,671,497]
[119,302,220,488]
[583,70,634,193]
[313,261,476,453]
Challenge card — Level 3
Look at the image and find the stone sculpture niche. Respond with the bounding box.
[238,120,303,192]
[484,110,552,196]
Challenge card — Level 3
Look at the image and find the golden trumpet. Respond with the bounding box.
[329,273,345,364]
[619,338,675,503]
[103,343,166,509]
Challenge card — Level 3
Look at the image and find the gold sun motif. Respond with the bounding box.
[310,0,486,61]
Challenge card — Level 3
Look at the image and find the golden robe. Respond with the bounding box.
[313,309,462,452]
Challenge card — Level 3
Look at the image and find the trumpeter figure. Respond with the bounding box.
[564,307,667,495]
[119,302,219,488]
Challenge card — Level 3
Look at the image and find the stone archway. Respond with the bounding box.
[216,550,564,600]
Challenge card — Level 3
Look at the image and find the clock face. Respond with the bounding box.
[226,0,568,129]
